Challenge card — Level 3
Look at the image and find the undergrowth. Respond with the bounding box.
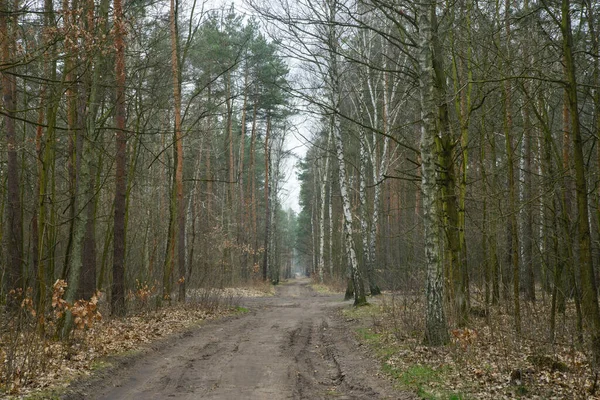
[343,290,597,400]
[0,281,261,398]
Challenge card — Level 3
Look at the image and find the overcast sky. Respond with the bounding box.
[193,0,311,214]
[280,121,310,214]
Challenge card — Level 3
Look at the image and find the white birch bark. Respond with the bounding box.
[333,119,366,305]
[317,130,332,283]
[326,0,366,305]
[359,132,370,282]
[328,166,334,277]
[348,20,405,295]
[418,0,449,345]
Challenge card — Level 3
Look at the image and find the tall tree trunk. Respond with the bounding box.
[318,130,332,283]
[419,0,449,345]
[262,115,271,281]
[521,0,535,303]
[80,0,109,301]
[170,0,185,302]
[561,0,600,366]
[502,0,520,333]
[62,83,93,337]
[111,0,127,316]
[522,87,535,302]
[62,0,78,281]
[34,0,58,316]
[450,1,472,319]
[249,100,258,269]
[326,0,366,306]
[1,0,23,299]
[359,133,370,288]
[238,68,248,279]
[333,121,365,305]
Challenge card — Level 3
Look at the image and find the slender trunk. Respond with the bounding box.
[34,0,57,316]
[111,0,127,316]
[62,0,78,280]
[2,0,23,298]
[450,1,472,318]
[318,130,332,283]
[262,116,271,281]
[502,0,520,333]
[419,0,449,345]
[561,0,600,366]
[62,87,93,337]
[481,119,490,310]
[170,0,185,302]
[327,0,365,305]
[359,135,370,292]
[522,92,535,302]
[238,68,248,279]
[521,0,535,303]
[333,122,366,305]
[249,100,258,267]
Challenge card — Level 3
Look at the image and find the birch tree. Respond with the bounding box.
[418,0,449,345]
[317,130,332,283]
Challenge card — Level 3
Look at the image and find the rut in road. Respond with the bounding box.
[67,278,416,400]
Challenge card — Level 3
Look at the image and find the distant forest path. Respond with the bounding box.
[66,278,415,400]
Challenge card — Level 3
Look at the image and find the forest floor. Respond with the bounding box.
[344,291,598,400]
[53,278,415,400]
[6,279,591,399]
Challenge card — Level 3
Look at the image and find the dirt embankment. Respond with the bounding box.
[64,278,416,400]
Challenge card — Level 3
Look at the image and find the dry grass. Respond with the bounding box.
[0,286,246,399]
[346,290,597,399]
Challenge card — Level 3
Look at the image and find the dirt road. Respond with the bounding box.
[67,278,415,400]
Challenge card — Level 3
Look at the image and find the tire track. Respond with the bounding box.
[65,279,416,400]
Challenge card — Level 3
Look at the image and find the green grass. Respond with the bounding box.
[90,360,111,371]
[310,283,339,294]
[234,306,249,314]
[344,306,467,400]
[400,365,440,387]
[341,302,378,319]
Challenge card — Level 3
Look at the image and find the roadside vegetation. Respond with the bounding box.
[0,283,271,398]
[343,292,594,400]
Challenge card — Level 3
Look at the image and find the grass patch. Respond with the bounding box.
[311,283,342,294]
[341,302,378,319]
[324,388,343,396]
[90,360,111,371]
[343,301,467,400]
[234,306,249,314]
[400,364,440,387]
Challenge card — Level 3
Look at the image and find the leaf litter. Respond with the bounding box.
[347,292,599,400]
[1,284,272,399]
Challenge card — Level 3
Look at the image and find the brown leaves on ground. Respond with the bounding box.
[0,284,273,399]
[353,293,598,400]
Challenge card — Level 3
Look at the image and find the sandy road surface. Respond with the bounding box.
[65,278,415,400]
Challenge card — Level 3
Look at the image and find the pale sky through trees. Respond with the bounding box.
[281,127,309,213]
[199,0,310,214]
